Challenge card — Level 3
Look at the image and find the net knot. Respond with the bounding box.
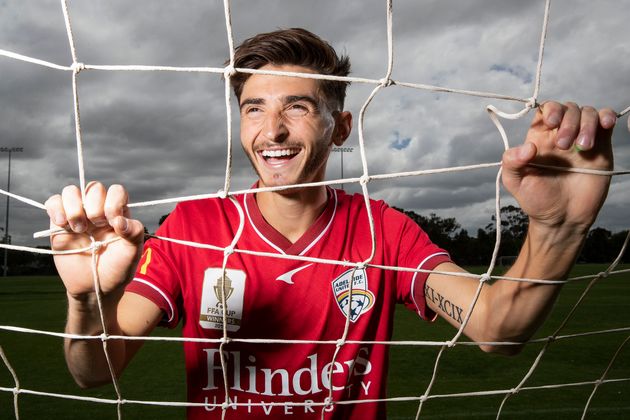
[90,240,104,253]
[356,262,366,270]
[446,340,456,348]
[217,189,228,199]
[221,401,230,410]
[99,332,109,341]
[479,274,491,283]
[71,62,85,73]
[336,339,346,347]
[597,271,609,279]
[220,336,231,345]
[379,77,394,87]
[224,246,234,256]
[323,397,333,408]
[359,175,371,185]
[223,65,236,78]
[526,97,539,109]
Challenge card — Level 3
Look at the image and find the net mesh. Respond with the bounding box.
[0,0,629,419]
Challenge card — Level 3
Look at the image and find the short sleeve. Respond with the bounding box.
[125,209,183,329]
[387,208,451,321]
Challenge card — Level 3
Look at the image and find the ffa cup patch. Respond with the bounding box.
[199,268,246,331]
[331,268,375,322]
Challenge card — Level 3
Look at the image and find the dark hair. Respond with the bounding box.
[230,28,351,111]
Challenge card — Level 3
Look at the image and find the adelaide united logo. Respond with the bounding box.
[331,268,375,322]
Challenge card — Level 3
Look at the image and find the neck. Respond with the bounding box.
[255,186,328,243]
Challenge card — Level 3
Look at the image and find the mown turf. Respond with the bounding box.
[387,264,630,419]
[0,264,628,419]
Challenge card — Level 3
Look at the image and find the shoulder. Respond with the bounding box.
[336,189,390,213]
[167,196,241,220]
[156,196,242,236]
[336,189,408,224]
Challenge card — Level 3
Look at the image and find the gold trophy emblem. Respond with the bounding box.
[213,274,234,307]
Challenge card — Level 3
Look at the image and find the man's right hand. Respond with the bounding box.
[45,181,145,298]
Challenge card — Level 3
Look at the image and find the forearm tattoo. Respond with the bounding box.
[424,284,464,324]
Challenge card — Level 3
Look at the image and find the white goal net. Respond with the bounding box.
[0,0,629,419]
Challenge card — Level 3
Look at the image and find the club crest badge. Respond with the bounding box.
[331,268,375,322]
[199,268,246,331]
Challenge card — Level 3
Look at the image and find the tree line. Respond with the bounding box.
[1,205,627,275]
[394,205,628,266]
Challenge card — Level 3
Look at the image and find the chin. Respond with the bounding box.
[259,175,314,194]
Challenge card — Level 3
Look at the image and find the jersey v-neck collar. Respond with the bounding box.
[243,185,338,256]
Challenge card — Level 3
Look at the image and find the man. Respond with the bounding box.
[45,28,621,418]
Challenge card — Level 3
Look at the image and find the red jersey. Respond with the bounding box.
[126,188,450,419]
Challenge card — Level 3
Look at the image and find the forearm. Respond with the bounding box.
[485,223,587,346]
[64,290,127,388]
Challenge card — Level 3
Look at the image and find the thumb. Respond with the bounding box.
[502,142,537,191]
[111,215,145,245]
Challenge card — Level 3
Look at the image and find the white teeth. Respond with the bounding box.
[261,149,299,158]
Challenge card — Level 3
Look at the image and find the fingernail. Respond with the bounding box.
[517,144,531,159]
[94,218,108,227]
[548,114,561,126]
[53,215,65,226]
[73,222,86,233]
[557,136,572,149]
[119,217,128,233]
[576,134,591,150]
[602,115,615,128]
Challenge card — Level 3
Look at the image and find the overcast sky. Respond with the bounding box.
[0,0,628,248]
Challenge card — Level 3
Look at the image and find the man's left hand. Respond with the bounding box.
[501,101,617,233]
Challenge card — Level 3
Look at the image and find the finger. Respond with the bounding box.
[501,142,537,193]
[556,102,581,150]
[598,108,617,130]
[61,185,87,233]
[111,215,145,245]
[84,181,108,227]
[540,101,564,128]
[104,184,130,223]
[44,194,67,227]
[575,106,599,151]
[502,142,537,171]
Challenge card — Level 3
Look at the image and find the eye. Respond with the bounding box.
[242,106,264,120]
[285,103,309,118]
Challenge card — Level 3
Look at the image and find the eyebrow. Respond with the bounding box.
[284,95,320,110]
[239,98,264,110]
[239,95,321,111]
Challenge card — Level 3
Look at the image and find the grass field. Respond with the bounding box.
[0,264,628,419]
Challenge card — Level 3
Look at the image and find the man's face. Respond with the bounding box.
[239,64,342,190]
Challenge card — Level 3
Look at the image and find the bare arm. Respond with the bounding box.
[426,226,583,355]
[424,102,618,355]
[46,182,161,387]
[64,292,162,387]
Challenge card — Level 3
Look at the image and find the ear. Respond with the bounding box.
[332,111,353,146]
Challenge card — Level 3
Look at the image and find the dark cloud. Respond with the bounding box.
[0,0,628,246]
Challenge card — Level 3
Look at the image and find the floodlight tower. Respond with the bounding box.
[1,146,23,276]
[331,146,354,190]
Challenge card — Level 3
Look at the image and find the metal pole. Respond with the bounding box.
[331,147,354,191]
[1,147,22,277]
[340,149,344,190]
[3,150,11,277]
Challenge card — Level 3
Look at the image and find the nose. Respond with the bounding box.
[262,111,289,143]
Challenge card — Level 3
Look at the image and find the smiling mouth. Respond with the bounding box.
[260,148,301,161]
